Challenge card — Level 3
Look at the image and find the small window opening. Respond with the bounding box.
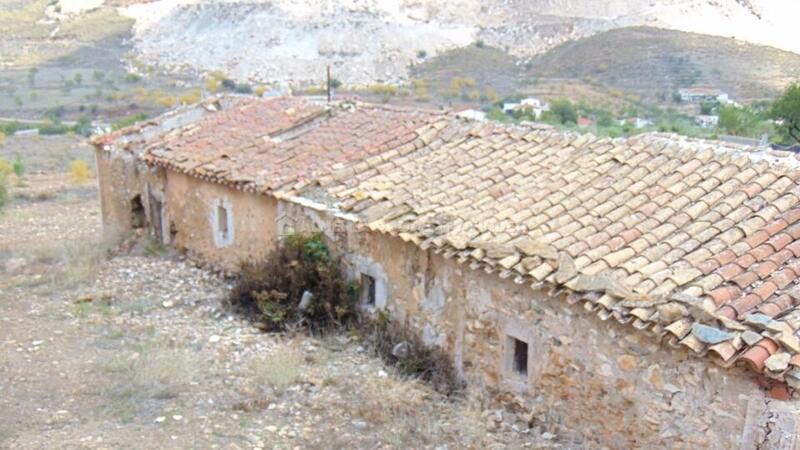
[130,195,145,229]
[217,204,229,239]
[169,221,177,242]
[360,274,376,306]
[510,336,528,376]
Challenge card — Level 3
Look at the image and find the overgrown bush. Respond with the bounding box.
[227,233,357,331]
[360,311,464,396]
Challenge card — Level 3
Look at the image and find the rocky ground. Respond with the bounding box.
[0,138,563,448]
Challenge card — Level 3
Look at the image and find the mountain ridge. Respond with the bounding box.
[120,0,800,86]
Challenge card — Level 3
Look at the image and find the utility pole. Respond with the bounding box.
[326,65,331,103]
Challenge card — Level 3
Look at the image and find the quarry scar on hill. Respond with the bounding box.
[92,95,800,448]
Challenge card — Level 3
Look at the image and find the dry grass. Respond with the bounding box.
[103,342,202,421]
[335,369,488,447]
[22,232,120,292]
[249,348,303,392]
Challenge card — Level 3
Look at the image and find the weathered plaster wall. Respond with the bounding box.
[94,147,165,239]
[164,172,278,270]
[277,199,767,448]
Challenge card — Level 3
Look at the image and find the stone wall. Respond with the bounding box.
[91,160,776,447]
[276,199,769,448]
[163,171,278,270]
[95,151,278,270]
[94,147,165,239]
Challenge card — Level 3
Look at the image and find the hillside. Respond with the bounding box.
[528,27,800,102]
[121,0,800,86]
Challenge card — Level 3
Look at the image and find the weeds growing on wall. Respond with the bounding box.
[227,233,357,331]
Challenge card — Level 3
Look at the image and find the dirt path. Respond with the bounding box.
[0,151,559,449]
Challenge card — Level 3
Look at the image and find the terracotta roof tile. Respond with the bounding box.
[732,270,761,289]
[314,124,800,383]
[102,102,800,385]
[135,96,441,194]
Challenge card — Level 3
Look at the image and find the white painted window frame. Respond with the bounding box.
[211,197,234,248]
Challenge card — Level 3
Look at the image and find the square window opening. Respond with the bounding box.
[360,274,376,306]
[510,336,528,377]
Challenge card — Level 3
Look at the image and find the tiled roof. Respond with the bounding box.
[317,118,800,386]
[90,96,237,149]
[141,96,440,193]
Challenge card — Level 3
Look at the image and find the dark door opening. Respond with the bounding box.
[130,195,145,229]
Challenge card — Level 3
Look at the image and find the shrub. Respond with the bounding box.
[38,123,71,135]
[416,50,427,59]
[44,106,66,122]
[233,83,252,94]
[151,90,176,108]
[27,67,38,87]
[249,349,302,392]
[111,113,148,131]
[542,99,578,125]
[360,311,463,395]
[227,233,357,331]
[124,73,142,83]
[12,154,24,177]
[0,158,11,175]
[205,77,221,93]
[74,115,92,136]
[370,83,398,96]
[179,89,201,105]
[253,86,267,97]
[70,159,91,184]
[221,78,236,90]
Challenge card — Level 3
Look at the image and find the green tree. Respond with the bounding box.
[700,101,718,115]
[543,100,577,125]
[718,105,760,136]
[74,115,92,136]
[771,83,800,144]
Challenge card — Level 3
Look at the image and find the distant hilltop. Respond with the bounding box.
[119,0,800,85]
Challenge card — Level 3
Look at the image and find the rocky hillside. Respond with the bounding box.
[120,0,800,85]
[528,27,800,102]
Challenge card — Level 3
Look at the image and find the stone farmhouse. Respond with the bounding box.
[92,95,800,448]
